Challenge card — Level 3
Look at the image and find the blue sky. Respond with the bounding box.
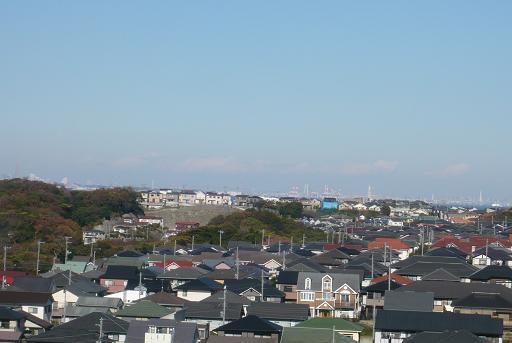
[1,1,511,201]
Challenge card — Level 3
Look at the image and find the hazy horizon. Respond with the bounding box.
[1,2,511,201]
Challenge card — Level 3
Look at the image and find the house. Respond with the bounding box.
[247,302,310,327]
[28,312,129,343]
[469,265,512,288]
[394,258,478,281]
[452,292,512,331]
[368,238,411,260]
[211,315,282,342]
[276,271,299,302]
[374,310,503,343]
[158,267,208,288]
[361,280,403,319]
[223,279,285,303]
[281,326,356,343]
[137,216,164,227]
[471,246,512,268]
[383,290,434,312]
[125,319,198,343]
[175,221,200,234]
[179,190,197,205]
[175,277,223,301]
[74,295,123,313]
[296,272,361,318]
[205,192,224,205]
[403,330,488,343]
[115,300,174,320]
[322,198,339,210]
[100,265,140,293]
[396,280,512,312]
[137,291,187,311]
[0,291,53,334]
[179,300,244,331]
[0,306,31,342]
[82,229,106,245]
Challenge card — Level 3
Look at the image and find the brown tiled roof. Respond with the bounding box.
[0,291,53,306]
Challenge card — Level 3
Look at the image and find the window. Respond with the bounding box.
[27,307,38,314]
[305,278,311,290]
[300,292,315,301]
[283,286,293,293]
[182,290,187,297]
[340,294,350,303]
[323,292,333,301]
[322,276,332,291]
[1,321,9,329]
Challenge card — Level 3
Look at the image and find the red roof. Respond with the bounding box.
[371,273,413,285]
[368,237,410,251]
[431,236,473,254]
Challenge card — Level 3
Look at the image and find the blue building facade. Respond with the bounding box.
[322,197,339,210]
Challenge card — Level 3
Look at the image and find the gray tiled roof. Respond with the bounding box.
[297,272,360,292]
[247,302,309,321]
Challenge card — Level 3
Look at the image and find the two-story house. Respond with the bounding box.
[296,272,361,318]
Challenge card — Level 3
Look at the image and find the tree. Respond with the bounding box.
[278,202,303,218]
[381,205,391,216]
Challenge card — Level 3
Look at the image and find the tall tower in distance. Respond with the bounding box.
[479,190,483,204]
[367,185,372,201]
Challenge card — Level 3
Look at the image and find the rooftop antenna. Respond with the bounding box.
[260,269,264,302]
[235,247,239,280]
[222,285,227,324]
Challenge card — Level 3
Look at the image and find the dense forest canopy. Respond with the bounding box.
[175,208,325,245]
[0,179,144,271]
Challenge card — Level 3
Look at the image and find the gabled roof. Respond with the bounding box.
[115,300,173,318]
[201,290,252,306]
[286,258,325,273]
[425,247,468,259]
[214,315,282,334]
[421,268,459,282]
[76,295,123,308]
[101,265,139,281]
[371,273,412,285]
[396,280,512,301]
[276,271,299,285]
[0,306,25,320]
[247,302,309,321]
[125,319,198,343]
[396,261,477,278]
[375,310,503,337]
[138,291,187,307]
[297,272,360,292]
[384,290,433,312]
[452,292,512,310]
[175,277,223,292]
[362,280,402,293]
[0,291,53,306]
[470,265,512,281]
[183,301,243,320]
[28,312,129,343]
[281,327,355,343]
[10,276,56,293]
[158,267,208,280]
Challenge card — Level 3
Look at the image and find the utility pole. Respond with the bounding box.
[2,246,9,288]
[235,247,239,280]
[97,317,104,343]
[64,237,72,264]
[388,246,391,291]
[260,269,264,302]
[222,285,227,325]
[191,235,195,251]
[278,241,281,254]
[261,229,265,248]
[282,251,286,270]
[173,239,177,256]
[302,233,306,248]
[290,236,293,253]
[371,252,374,279]
[36,241,45,276]
[383,243,387,266]
[89,241,94,258]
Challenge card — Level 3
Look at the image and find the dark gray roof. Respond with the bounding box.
[175,277,223,292]
[297,272,360,292]
[384,291,433,312]
[201,290,252,306]
[125,319,197,343]
[470,265,512,281]
[421,268,460,282]
[396,261,477,278]
[214,315,282,334]
[28,312,128,343]
[76,296,123,308]
[183,301,243,320]
[403,330,487,343]
[393,256,468,269]
[10,277,56,293]
[158,267,207,280]
[396,280,512,301]
[247,302,309,321]
[276,271,299,285]
[375,310,503,337]
[452,292,512,310]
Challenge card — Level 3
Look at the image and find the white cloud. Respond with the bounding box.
[427,163,470,177]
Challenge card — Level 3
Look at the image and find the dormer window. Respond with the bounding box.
[305,278,311,290]
[322,275,332,291]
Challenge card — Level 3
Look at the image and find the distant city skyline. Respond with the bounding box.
[1,2,511,202]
